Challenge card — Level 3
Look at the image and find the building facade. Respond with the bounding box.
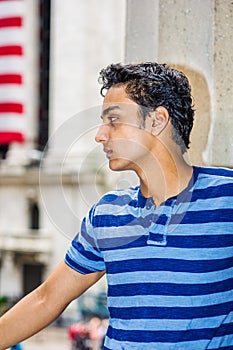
[0,0,232,308]
[0,0,126,300]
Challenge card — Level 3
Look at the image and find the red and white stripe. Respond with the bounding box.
[0,0,25,144]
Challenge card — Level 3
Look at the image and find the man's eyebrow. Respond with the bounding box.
[102,105,121,117]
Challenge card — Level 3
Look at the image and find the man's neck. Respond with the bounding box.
[138,152,193,207]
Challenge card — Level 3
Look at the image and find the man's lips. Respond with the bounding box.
[103,148,113,158]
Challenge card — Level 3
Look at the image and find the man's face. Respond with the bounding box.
[95,85,155,172]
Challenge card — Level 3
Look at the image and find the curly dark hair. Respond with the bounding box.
[98,62,195,153]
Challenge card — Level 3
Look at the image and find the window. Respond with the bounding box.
[29,200,40,230]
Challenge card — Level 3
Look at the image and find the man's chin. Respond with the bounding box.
[109,159,123,171]
[109,158,132,172]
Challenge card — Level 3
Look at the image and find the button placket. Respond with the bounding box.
[147,200,175,246]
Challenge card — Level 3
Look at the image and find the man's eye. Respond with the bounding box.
[109,116,118,124]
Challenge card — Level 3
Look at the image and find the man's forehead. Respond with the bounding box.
[102,88,138,115]
[102,105,121,116]
[103,86,135,104]
[101,102,139,118]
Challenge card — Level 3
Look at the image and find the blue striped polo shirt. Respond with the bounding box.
[65,166,233,349]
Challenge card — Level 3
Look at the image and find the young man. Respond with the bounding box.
[0,63,233,349]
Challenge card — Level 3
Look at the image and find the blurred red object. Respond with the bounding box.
[68,322,87,340]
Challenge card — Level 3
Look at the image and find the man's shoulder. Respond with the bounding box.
[195,166,233,199]
[97,186,139,206]
[89,186,140,218]
[197,166,233,183]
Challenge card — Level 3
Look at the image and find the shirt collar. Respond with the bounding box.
[136,166,200,208]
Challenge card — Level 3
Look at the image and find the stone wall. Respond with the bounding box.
[125,0,233,167]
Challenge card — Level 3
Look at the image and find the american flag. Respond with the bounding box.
[0,0,25,146]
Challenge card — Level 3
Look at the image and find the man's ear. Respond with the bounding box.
[151,106,170,136]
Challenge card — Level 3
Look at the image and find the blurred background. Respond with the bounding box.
[0,0,232,349]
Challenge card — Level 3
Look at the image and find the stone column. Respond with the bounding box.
[125,0,159,63]
[48,0,126,169]
[125,0,233,167]
[206,0,233,166]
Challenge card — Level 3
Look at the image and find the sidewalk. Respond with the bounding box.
[22,327,71,350]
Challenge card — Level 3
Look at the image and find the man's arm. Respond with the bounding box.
[0,261,105,350]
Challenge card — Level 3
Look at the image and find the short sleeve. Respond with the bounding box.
[65,206,105,274]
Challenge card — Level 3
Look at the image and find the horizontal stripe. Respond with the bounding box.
[106,323,233,343]
[104,338,233,350]
[105,256,233,274]
[198,166,233,178]
[0,115,24,131]
[0,45,23,56]
[167,222,233,235]
[209,347,233,350]
[94,221,149,240]
[72,240,102,262]
[0,102,23,113]
[65,244,105,273]
[99,232,233,250]
[209,345,233,350]
[195,169,233,187]
[98,235,146,250]
[93,208,233,231]
[191,183,233,200]
[0,85,24,101]
[65,254,97,274]
[176,195,233,213]
[167,234,233,248]
[0,27,23,45]
[97,198,168,214]
[0,131,24,144]
[0,73,22,84]
[0,57,24,73]
[103,245,233,262]
[179,209,233,224]
[107,267,233,285]
[0,1,24,18]
[0,16,22,28]
[93,213,138,227]
[208,334,233,349]
[108,290,233,308]
[95,203,153,219]
[98,192,139,207]
[108,300,233,319]
[108,278,233,297]
[110,313,233,331]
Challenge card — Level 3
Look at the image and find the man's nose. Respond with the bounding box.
[95,124,109,143]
